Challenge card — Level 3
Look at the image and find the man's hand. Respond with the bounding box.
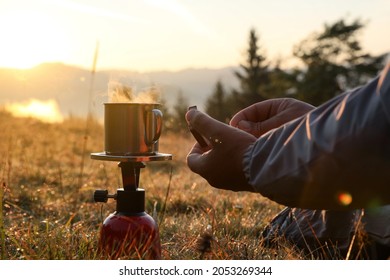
[186,109,256,192]
[230,98,315,137]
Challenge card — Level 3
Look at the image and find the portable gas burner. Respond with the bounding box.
[91,102,172,259]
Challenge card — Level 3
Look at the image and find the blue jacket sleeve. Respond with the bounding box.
[243,64,390,210]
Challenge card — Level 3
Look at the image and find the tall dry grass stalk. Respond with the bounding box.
[346,209,365,260]
[0,136,13,260]
[158,166,173,227]
[0,181,5,260]
[77,40,99,191]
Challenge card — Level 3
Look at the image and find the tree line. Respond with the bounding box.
[163,17,388,132]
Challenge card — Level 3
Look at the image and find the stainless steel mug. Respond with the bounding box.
[104,103,163,155]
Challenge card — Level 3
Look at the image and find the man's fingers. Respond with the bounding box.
[186,109,226,140]
[230,100,276,127]
[236,118,283,137]
[186,147,213,175]
[230,99,316,137]
[186,152,203,174]
[187,141,205,155]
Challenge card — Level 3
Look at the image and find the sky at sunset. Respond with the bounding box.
[0,0,389,72]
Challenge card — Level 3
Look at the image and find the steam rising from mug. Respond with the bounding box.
[104,82,163,155]
[108,81,160,104]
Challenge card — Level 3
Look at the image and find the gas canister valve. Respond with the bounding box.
[93,190,116,203]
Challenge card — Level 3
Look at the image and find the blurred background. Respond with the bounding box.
[0,0,389,131]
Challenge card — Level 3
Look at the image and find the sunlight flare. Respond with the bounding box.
[0,11,70,69]
[5,99,64,123]
[337,191,353,206]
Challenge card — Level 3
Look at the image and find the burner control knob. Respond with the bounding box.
[94,190,109,203]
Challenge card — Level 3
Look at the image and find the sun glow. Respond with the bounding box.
[0,11,70,69]
[5,99,64,123]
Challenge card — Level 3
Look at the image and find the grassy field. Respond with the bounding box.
[0,109,307,260]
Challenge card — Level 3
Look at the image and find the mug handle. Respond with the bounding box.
[145,109,163,145]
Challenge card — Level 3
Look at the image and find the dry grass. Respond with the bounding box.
[0,109,307,260]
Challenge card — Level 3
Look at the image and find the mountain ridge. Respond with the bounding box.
[0,62,240,118]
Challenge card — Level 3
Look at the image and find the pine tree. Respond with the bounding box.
[294,18,387,105]
[204,80,230,123]
[171,90,189,133]
[158,96,174,132]
[234,28,270,109]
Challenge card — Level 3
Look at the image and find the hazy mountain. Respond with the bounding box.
[0,63,240,119]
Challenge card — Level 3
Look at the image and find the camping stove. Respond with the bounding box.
[91,152,172,259]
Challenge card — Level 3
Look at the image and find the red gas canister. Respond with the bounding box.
[97,188,161,259]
